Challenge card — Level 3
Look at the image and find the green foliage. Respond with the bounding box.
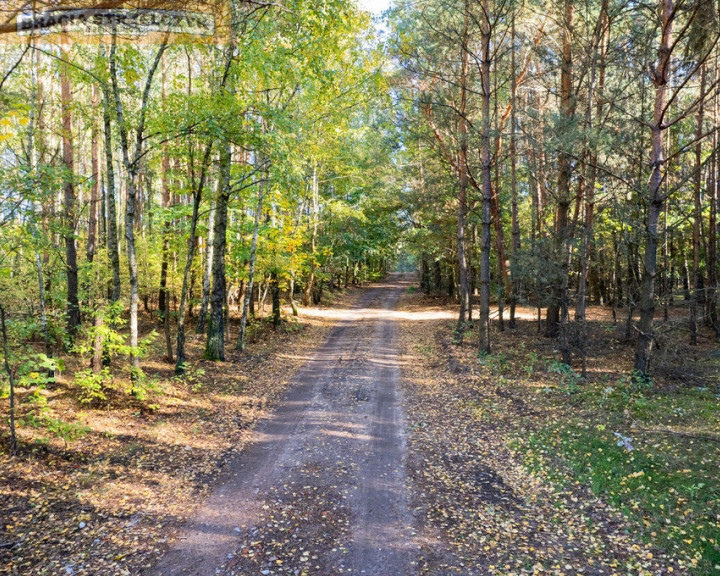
[40,417,90,448]
[129,371,164,405]
[522,351,539,377]
[72,304,159,401]
[172,362,206,393]
[546,360,582,394]
[0,350,88,447]
[599,370,655,410]
[1,352,61,400]
[74,368,113,404]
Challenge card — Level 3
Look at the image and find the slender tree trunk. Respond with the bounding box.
[260,275,270,314]
[111,34,167,381]
[577,0,608,375]
[197,202,215,333]
[509,13,520,329]
[271,270,281,328]
[88,84,99,265]
[709,162,719,337]
[124,177,140,377]
[87,85,102,372]
[175,168,209,372]
[547,0,575,347]
[455,0,471,336]
[102,84,121,304]
[709,73,719,339]
[304,164,319,307]
[160,149,173,362]
[205,143,231,361]
[237,173,266,351]
[61,39,80,343]
[290,275,299,316]
[479,0,492,353]
[690,63,706,346]
[635,0,674,375]
[28,44,51,361]
[0,306,17,454]
[157,61,173,362]
[493,56,505,334]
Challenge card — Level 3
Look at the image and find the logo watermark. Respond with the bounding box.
[17,8,215,36]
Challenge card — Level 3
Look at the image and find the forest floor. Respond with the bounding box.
[1,275,719,575]
[397,292,719,576]
[0,288,354,575]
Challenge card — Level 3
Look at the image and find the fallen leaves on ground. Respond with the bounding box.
[0,302,346,576]
[397,291,685,576]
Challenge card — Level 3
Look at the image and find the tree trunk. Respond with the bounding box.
[111,34,167,381]
[690,63,706,346]
[160,147,173,362]
[271,270,281,328]
[61,39,80,343]
[509,13,520,330]
[197,202,215,333]
[238,174,266,351]
[709,75,719,339]
[479,0,492,354]
[175,145,212,373]
[87,84,99,266]
[290,275,299,316]
[455,0,471,337]
[205,143,231,361]
[492,54,506,334]
[28,44,52,362]
[102,83,121,304]
[635,0,673,376]
[91,310,104,374]
[547,0,575,346]
[304,164,319,307]
[577,0,608,375]
[0,306,17,454]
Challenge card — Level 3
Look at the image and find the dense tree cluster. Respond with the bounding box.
[1,0,719,449]
[0,0,399,448]
[390,0,720,374]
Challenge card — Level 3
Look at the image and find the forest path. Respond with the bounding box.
[147,274,421,576]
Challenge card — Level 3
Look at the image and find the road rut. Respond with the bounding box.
[148,275,418,576]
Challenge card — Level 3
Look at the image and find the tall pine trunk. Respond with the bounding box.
[690,64,706,346]
[547,0,575,348]
[577,0,608,375]
[455,0,471,336]
[509,13,520,329]
[479,0,492,353]
[709,72,719,339]
[635,0,674,375]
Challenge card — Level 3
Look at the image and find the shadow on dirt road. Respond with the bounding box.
[147,274,421,576]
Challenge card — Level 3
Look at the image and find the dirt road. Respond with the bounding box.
[148,275,419,576]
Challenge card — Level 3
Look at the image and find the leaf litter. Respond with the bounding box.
[395,290,682,576]
[0,303,343,576]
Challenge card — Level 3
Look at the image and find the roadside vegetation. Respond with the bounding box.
[399,289,719,575]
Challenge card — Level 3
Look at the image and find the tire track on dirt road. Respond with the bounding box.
[147,274,420,576]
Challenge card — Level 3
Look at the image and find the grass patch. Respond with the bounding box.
[517,382,720,574]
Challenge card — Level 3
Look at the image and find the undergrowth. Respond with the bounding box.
[479,336,720,574]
